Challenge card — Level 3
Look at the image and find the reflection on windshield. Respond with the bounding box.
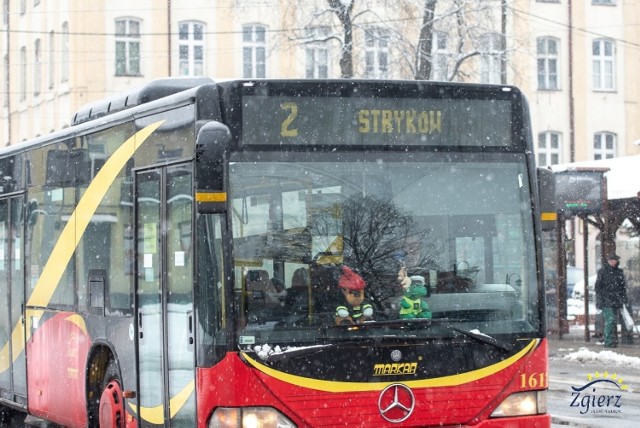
[229,158,539,346]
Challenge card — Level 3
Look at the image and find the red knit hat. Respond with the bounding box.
[339,266,366,291]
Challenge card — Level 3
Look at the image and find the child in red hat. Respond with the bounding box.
[335,266,374,325]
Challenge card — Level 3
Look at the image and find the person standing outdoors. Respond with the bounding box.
[595,254,628,348]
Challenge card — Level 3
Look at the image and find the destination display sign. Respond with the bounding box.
[555,170,604,215]
[241,95,513,147]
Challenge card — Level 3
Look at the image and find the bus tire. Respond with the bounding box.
[0,405,14,423]
[99,359,125,428]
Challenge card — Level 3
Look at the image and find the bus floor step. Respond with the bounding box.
[24,415,63,427]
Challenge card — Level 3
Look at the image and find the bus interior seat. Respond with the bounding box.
[246,269,270,302]
[286,267,310,314]
[291,267,309,288]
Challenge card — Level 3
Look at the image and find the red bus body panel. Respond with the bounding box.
[26,312,91,427]
[197,339,549,427]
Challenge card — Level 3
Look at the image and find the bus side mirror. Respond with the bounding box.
[195,121,231,214]
[537,167,557,231]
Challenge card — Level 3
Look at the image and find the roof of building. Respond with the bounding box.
[550,155,640,201]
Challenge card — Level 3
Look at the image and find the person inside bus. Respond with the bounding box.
[265,277,287,308]
[284,267,311,316]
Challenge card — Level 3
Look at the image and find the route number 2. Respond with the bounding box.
[280,102,299,137]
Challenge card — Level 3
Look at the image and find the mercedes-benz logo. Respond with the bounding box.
[378,383,415,423]
[390,349,402,362]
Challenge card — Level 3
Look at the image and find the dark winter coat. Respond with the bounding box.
[595,264,627,309]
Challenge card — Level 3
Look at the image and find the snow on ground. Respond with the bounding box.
[560,347,640,369]
[566,297,597,321]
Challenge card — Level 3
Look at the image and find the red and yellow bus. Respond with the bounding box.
[0,77,552,427]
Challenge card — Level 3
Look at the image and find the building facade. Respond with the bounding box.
[1,0,639,164]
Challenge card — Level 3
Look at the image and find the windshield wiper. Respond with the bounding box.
[242,340,373,363]
[443,324,513,351]
[321,318,513,351]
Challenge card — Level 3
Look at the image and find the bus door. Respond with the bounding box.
[0,195,26,402]
[135,165,195,427]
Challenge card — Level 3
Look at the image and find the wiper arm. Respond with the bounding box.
[445,325,513,351]
[321,318,513,351]
[242,344,331,363]
[319,318,454,332]
[242,340,372,363]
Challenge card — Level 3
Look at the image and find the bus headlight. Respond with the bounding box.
[491,390,547,417]
[208,406,296,428]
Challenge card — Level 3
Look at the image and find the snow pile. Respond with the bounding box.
[252,343,330,360]
[562,347,640,368]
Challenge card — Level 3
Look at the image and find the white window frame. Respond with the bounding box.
[115,18,141,77]
[243,24,266,78]
[537,37,559,90]
[592,38,615,91]
[364,27,389,79]
[537,131,562,166]
[480,32,501,84]
[305,26,329,78]
[593,132,616,160]
[178,21,205,76]
[431,31,448,81]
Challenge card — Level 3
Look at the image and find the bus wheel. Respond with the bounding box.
[99,360,124,428]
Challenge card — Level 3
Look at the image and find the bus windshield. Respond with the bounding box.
[229,153,540,348]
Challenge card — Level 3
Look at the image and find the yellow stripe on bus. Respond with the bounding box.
[129,380,195,424]
[196,192,227,202]
[242,339,538,392]
[0,121,163,374]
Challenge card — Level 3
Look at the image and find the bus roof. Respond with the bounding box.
[71,77,215,125]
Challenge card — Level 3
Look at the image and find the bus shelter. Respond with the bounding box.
[549,155,640,340]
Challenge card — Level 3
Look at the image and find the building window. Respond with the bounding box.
[49,31,54,89]
[537,132,562,166]
[34,39,41,95]
[61,22,69,83]
[592,39,615,91]
[479,32,501,84]
[593,132,616,159]
[115,18,141,76]
[431,32,448,81]
[537,37,559,90]
[243,24,266,78]
[305,26,329,78]
[364,27,389,79]
[593,0,615,5]
[20,46,26,101]
[178,21,205,76]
